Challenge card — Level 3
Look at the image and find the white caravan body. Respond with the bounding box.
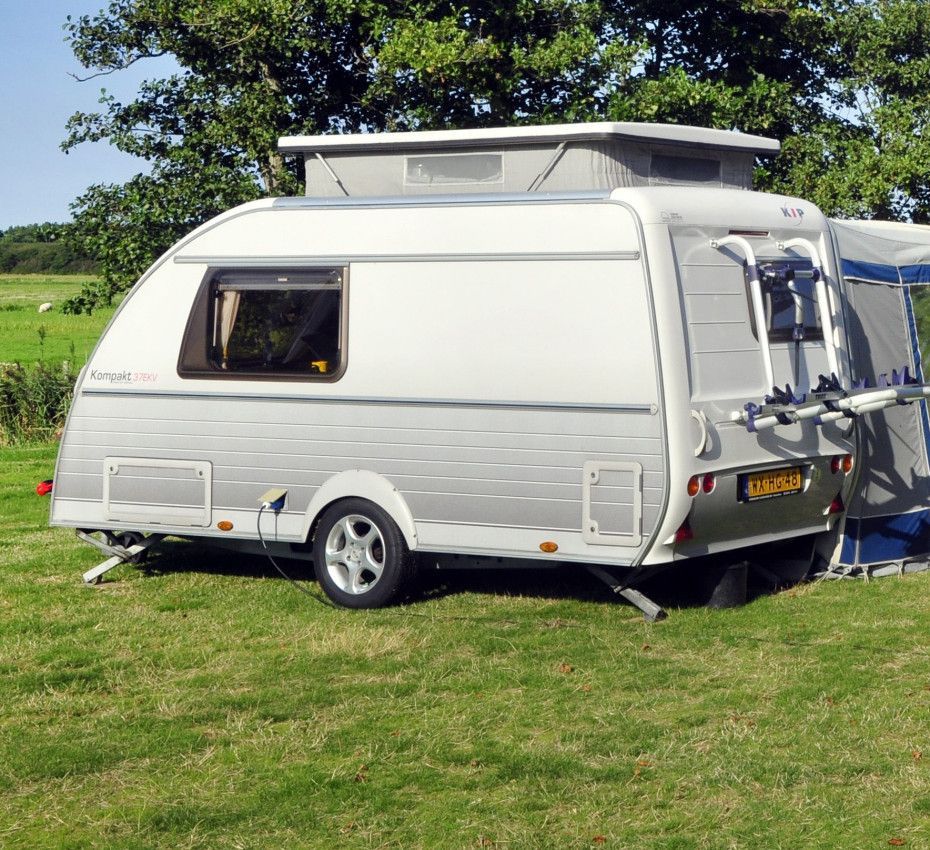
[50,186,858,577]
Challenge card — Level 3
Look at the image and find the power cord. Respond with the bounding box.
[256,503,335,608]
[256,503,555,625]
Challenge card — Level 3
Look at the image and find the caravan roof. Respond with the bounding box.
[279,121,780,154]
[279,121,780,197]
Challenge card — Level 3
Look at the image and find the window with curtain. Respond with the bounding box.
[179,267,345,379]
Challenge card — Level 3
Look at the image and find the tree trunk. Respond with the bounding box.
[259,60,286,194]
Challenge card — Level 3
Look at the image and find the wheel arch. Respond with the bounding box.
[301,470,418,550]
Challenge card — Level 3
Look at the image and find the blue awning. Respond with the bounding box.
[839,507,930,566]
[841,258,930,286]
[901,264,930,285]
[841,258,901,284]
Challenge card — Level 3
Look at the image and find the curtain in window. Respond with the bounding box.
[217,290,241,368]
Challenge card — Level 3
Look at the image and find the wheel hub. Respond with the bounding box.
[324,513,387,595]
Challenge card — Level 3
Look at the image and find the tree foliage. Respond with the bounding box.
[0,223,97,274]
[63,0,930,311]
[765,1,930,221]
[0,222,69,243]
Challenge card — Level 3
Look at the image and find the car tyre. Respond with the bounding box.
[312,499,415,608]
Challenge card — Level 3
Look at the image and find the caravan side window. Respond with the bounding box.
[746,260,823,343]
[178,267,346,380]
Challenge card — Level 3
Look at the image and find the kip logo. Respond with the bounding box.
[780,206,805,219]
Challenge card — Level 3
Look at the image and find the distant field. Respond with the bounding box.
[0,274,116,365]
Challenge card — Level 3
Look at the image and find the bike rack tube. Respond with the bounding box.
[711,235,775,393]
[777,238,841,381]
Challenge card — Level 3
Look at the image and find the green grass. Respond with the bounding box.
[0,274,117,365]
[2,443,930,848]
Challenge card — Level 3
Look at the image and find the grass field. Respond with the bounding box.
[2,276,930,847]
[0,274,117,365]
[3,444,930,848]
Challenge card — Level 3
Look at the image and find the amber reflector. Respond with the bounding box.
[217,520,234,531]
[687,476,700,497]
[842,454,854,474]
[539,541,559,553]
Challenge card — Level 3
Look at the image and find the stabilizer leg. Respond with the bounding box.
[586,564,668,622]
[77,530,164,585]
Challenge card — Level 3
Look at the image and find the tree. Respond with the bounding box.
[65,0,640,310]
[764,0,930,222]
[0,222,97,275]
[63,1,930,311]
[0,222,69,243]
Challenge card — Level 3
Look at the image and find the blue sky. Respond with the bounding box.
[0,1,178,230]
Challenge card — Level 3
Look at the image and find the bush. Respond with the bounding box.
[0,361,75,444]
[0,222,99,274]
[0,241,97,274]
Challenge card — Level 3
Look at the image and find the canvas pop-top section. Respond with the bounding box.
[278,122,780,197]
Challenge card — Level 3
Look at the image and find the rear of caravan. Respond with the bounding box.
[616,188,858,566]
[48,122,863,607]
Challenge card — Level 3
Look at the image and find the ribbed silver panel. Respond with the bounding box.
[678,259,764,401]
[55,393,665,539]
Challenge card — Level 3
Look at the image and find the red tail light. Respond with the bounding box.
[702,473,716,494]
[831,454,854,475]
[826,494,845,515]
[674,518,694,543]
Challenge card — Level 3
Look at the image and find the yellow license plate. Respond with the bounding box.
[740,467,804,502]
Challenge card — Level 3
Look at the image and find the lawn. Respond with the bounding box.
[2,276,929,847]
[0,274,117,365]
[2,442,930,848]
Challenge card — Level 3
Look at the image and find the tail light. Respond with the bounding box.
[826,494,845,515]
[674,518,694,543]
[688,473,718,496]
[831,454,854,474]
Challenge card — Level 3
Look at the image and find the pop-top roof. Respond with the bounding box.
[278,122,780,198]
[278,121,780,155]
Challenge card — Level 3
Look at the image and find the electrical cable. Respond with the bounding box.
[256,504,583,624]
[257,503,336,608]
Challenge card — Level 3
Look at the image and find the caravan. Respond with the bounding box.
[51,122,917,615]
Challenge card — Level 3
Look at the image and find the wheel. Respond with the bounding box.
[118,531,148,564]
[312,499,415,608]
